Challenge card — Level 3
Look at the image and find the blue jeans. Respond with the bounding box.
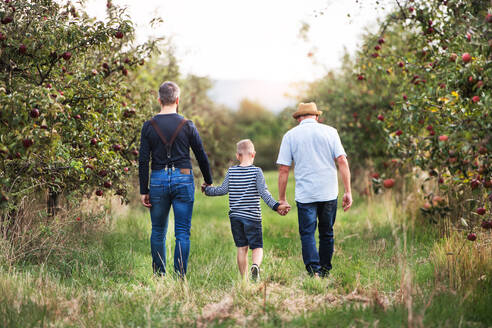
[296,199,337,274]
[149,169,194,276]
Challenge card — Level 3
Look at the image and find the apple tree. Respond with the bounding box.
[0,0,160,215]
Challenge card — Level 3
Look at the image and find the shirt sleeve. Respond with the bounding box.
[256,168,279,211]
[205,169,229,196]
[188,121,213,185]
[138,121,151,194]
[332,129,347,159]
[276,133,292,166]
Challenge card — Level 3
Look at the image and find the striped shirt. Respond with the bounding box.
[205,165,279,221]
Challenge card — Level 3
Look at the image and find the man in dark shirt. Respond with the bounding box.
[139,81,213,277]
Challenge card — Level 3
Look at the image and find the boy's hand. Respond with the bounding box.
[277,204,291,216]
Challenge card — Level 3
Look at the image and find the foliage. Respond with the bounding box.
[0,0,159,210]
[304,0,491,232]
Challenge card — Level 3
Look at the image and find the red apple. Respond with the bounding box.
[476,207,486,215]
[357,75,364,81]
[124,57,130,64]
[409,7,414,12]
[115,31,124,39]
[377,114,384,121]
[104,181,112,188]
[470,179,481,189]
[113,144,122,151]
[466,33,471,41]
[438,177,444,184]
[90,138,98,145]
[98,170,108,177]
[438,135,448,141]
[383,179,395,188]
[374,45,381,51]
[439,83,446,89]
[92,69,98,75]
[403,94,408,101]
[462,53,471,63]
[19,44,27,54]
[76,217,81,221]
[62,52,71,60]
[449,53,457,62]
[102,62,110,70]
[124,167,129,173]
[487,13,492,23]
[395,130,403,136]
[131,149,139,156]
[371,53,379,58]
[448,157,457,163]
[423,202,432,210]
[74,114,81,120]
[1,16,13,24]
[476,81,483,88]
[398,61,404,67]
[30,108,40,118]
[22,139,33,148]
[122,68,128,76]
[429,130,435,136]
[478,146,487,155]
[472,96,480,103]
[371,173,380,179]
[96,190,103,197]
[378,38,385,44]
[467,233,476,241]
[426,125,433,131]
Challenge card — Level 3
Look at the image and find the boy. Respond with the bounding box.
[203,139,290,281]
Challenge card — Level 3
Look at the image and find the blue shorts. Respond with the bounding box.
[230,216,263,249]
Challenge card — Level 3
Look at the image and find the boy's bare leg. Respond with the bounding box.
[237,246,249,278]
[251,248,263,267]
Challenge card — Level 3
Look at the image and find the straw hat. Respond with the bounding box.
[292,102,323,119]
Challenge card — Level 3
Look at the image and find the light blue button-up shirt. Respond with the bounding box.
[276,119,346,203]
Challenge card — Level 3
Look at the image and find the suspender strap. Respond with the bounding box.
[150,118,188,159]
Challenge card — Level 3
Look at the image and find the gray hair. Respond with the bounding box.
[158,81,181,105]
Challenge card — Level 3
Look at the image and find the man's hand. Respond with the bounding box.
[201,183,211,193]
[277,203,291,216]
[141,194,152,208]
[342,192,352,212]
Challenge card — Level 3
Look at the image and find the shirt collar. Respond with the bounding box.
[300,118,318,125]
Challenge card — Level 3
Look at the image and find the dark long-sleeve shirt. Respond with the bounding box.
[139,113,213,194]
[205,165,279,221]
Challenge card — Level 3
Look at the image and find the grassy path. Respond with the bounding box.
[1,172,490,327]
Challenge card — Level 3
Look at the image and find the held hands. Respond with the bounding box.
[201,183,211,193]
[141,194,152,208]
[277,200,291,216]
[342,192,353,212]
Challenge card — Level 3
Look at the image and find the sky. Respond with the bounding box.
[84,0,394,83]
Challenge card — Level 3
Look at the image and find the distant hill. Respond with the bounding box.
[207,79,299,112]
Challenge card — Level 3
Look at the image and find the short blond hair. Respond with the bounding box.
[236,139,255,155]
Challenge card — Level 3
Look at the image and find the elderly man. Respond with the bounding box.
[276,102,352,277]
[139,81,213,277]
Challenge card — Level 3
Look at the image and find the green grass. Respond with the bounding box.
[0,172,490,327]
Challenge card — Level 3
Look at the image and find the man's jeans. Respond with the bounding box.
[149,169,194,276]
[296,199,337,275]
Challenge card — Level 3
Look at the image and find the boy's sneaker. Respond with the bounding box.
[251,264,260,282]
